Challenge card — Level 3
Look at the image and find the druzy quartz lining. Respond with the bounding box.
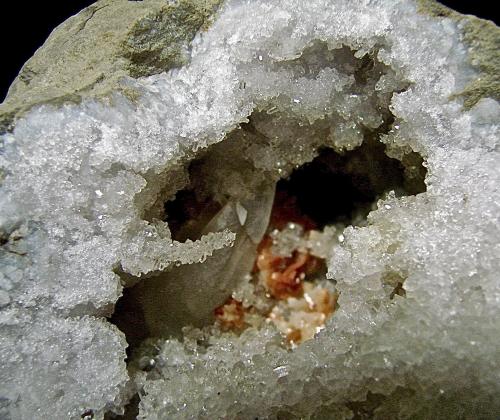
[1,0,499,419]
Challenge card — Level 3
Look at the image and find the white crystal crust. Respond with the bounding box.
[0,0,499,419]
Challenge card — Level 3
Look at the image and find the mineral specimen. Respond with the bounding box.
[0,0,499,419]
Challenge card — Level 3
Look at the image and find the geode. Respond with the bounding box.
[0,1,499,419]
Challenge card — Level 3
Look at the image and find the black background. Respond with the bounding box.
[0,0,498,102]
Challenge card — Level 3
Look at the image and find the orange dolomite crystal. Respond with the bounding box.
[214,297,248,331]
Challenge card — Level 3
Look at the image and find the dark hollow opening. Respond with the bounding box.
[108,278,149,359]
[163,188,222,242]
[275,138,426,229]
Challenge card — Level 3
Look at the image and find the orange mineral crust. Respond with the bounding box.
[214,222,338,345]
[214,297,247,331]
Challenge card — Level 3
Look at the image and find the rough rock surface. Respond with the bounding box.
[0,0,222,130]
[417,0,500,108]
[0,1,499,419]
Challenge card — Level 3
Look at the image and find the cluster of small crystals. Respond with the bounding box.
[266,224,339,345]
[1,0,499,418]
[214,222,338,347]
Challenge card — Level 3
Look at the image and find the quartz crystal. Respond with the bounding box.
[0,0,499,419]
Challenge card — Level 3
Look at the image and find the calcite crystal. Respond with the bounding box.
[1,0,499,419]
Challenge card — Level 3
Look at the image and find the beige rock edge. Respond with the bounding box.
[0,0,498,132]
[417,0,499,109]
[0,0,222,131]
